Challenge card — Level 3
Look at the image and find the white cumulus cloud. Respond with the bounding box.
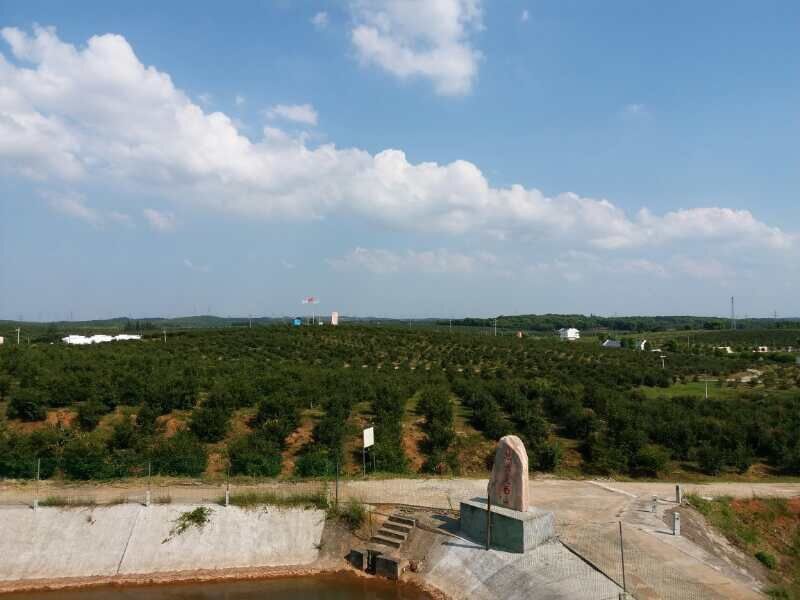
[265,103,318,125]
[143,208,176,232]
[349,0,483,96]
[328,247,496,274]
[311,11,329,30]
[0,26,795,257]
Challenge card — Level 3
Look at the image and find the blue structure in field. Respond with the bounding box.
[292,318,302,326]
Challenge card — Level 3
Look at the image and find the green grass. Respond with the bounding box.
[637,381,738,400]
[687,494,760,546]
[329,498,366,530]
[688,495,800,598]
[223,490,329,510]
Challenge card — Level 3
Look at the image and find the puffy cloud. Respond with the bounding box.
[42,190,133,228]
[521,9,530,22]
[328,247,496,274]
[0,26,795,255]
[265,103,318,125]
[143,208,176,232]
[311,11,329,30]
[349,0,483,96]
[183,258,210,272]
[44,191,102,226]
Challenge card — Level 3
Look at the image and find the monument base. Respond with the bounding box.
[459,498,555,553]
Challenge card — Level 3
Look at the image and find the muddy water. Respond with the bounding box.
[1,574,433,599]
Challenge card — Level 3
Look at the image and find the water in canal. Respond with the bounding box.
[2,574,433,599]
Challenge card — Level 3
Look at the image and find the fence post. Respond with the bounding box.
[618,521,627,594]
[486,483,492,551]
[225,467,230,507]
[673,511,681,536]
[33,459,40,511]
[145,462,151,507]
[335,459,339,510]
[675,484,682,504]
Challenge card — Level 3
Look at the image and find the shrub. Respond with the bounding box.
[62,434,114,480]
[295,448,335,477]
[755,550,777,570]
[150,430,208,476]
[77,399,107,431]
[189,401,230,443]
[332,498,366,530]
[697,445,725,476]
[228,432,282,477]
[7,388,47,421]
[632,444,670,477]
[535,440,563,472]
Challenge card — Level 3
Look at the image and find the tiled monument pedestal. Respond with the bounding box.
[460,498,555,553]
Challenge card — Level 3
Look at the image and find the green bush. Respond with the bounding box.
[189,401,230,443]
[295,448,335,477]
[77,399,107,431]
[228,432,282,477]
[697,445,725,475]
[7,388,47,421]
[150,430,207,476]
[755,550,777,570]
[633,444,670,477]
[62,434,114,480]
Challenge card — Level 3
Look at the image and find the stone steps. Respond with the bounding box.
[370,513,416,549]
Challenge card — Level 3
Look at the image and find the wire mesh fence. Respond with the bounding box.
[558,521,724,600]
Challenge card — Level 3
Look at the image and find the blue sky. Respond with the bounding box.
[1,0,798,320]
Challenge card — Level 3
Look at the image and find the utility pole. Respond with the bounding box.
[162,329,167,343]
[15,328,21,345]
[494,318,497,337]
[731,296,736,330]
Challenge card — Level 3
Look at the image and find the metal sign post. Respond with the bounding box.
[362,427,374,478]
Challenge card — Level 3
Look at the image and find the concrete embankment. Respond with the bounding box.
[0,504,325,585]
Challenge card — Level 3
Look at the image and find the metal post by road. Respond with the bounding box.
[33,459,40,511]
[619,521,627,594]
[486,483,492,551]
[225,466,230,507]
[335,459,340,510]
[145,462,152,507]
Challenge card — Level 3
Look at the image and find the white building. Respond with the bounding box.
[559,327,580,341]
[331,311,339,326]
[0,336,4,345]
[62,334,142,345]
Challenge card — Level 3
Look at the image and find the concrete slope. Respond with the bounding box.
[424,537,621,600]
[0,504,325,582]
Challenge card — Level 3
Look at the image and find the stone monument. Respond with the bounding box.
[459,435,555,553]
[488,435,529,511]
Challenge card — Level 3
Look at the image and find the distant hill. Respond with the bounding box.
[441,314,800,333]
[2,313,798,340]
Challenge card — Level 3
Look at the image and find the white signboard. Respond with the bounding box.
[363,427,374,448]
